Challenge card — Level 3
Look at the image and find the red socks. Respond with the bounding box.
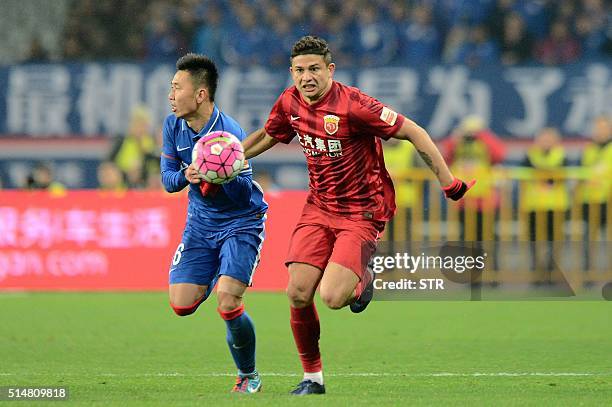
[217,303,245,320]
[290,303,322,373]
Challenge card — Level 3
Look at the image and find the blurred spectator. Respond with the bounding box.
[309,1,333,39]
[521,127,569,239]
[23,37,50,63]
[384,139,418,210]
[221,4,267,66]
[534,19,581,64]
[109,105,158,189]
[383,139,418,242]
[442,24,470,63]
[443,116,506,240]
[499,12,534,65]
[145,4,182,61]
[398,4,441,64]
[552,0,579,25]
[579,116,612,234]
[284,0,308,34]
[435,0,496,28]
[174,0,200,52]
[326,12,356,67]
[444,116,506,167]
[354,5,397,66]
[514,0,553,40]
[452,24,500,66]
[488,0,519,41]
[522,127,568,210]
[192,3,225,63]
[520,127,570,279]
[603,26,612,55]
[265,8,299,67]
[51,0,610,64]
[61,0,146,60]
[97,161,127,193]
[574,12,608,58]
[26,162,66,195]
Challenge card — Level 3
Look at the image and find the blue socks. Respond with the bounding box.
[218,304,256,375]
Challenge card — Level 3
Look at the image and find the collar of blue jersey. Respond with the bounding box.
[180,105,221,141]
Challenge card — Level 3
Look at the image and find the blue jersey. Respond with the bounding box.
[161,106,267,228]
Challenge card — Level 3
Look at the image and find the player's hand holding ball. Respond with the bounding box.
[185,163,205,184]
[184,163,219,197]
[443,178,476,201]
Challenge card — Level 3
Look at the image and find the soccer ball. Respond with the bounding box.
[192,131,245,184]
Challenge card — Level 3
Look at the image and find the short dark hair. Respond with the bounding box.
[176,53,218,101]
[290,36,332,65]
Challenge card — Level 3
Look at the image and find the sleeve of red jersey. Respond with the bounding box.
[264,92,295,144]
[349,90,405,140]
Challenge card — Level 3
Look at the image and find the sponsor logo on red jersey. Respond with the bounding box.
[380,107,398,126]
[324,115,340,135]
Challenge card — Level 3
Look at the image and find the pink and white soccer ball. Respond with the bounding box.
[192,131,245,184]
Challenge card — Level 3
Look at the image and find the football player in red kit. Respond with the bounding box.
[242,36,474,395]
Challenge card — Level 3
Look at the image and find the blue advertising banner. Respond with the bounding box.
[0,61,610,139]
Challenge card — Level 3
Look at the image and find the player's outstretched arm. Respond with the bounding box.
[393,118,475,200]
[242,128,279,159]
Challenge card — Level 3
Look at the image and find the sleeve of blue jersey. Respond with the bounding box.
[160,115,189,193]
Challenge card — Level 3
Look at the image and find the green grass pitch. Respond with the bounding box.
[1,292,611,405]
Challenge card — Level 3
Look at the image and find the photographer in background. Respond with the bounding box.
[442,116,506,241]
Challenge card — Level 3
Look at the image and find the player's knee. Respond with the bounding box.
[217,295,245,321]
[169,295,206,317]
[217,291,242,313]
[320,295,345,310]
[319,288,347,310]
[286,283,312,308]
[170,302,199,316]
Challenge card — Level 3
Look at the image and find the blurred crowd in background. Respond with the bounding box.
[1,0,610,232]
[13,0,612,67]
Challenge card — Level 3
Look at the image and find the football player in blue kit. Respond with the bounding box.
[160,53,268,393]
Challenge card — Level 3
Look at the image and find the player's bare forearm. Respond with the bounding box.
[393,119,454,187]
[242,128,279,159]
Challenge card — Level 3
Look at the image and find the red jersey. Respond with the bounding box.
[265,81,405,221]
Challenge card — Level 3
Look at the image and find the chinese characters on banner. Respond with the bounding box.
[0,191,182,290]
[0,190,306,291]
[3,63,611,138]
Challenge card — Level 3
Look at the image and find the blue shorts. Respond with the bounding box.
[168,215,266,292]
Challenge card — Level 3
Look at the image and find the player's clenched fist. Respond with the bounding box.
[443,178,476,201]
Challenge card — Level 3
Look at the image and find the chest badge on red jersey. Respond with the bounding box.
[324,115,340,135]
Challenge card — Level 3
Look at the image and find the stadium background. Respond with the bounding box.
[0,0,611,404]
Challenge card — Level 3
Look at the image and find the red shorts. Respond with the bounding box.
[286,203,385,284]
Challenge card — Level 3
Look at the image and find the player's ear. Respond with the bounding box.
[196,87,208,103]
[328,63,335,76]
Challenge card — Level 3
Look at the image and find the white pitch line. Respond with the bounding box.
[2,372,609,378]
[121,372,609,378]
